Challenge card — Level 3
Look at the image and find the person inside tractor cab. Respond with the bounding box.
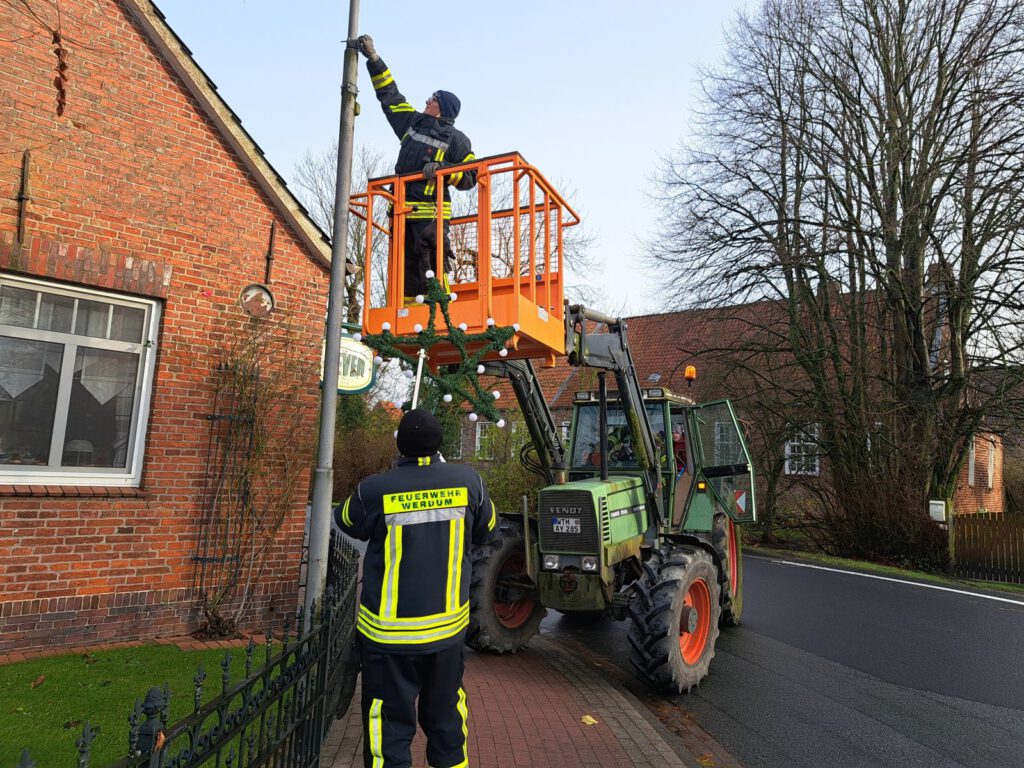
[607,426,635,465]
[672,421,687,473]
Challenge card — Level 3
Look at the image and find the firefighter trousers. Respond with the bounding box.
[360,642,468,768]
[403,219,454,298]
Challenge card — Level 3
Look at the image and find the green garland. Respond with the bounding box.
[362,276,516,424]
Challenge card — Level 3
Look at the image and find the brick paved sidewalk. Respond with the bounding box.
[323,633,698,768]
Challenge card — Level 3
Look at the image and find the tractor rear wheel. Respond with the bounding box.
[467,518,545,653]
[627,546,721,693]
[713,512,744,626]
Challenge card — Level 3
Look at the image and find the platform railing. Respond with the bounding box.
[349,152,580,341]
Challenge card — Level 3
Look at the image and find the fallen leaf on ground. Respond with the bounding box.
[697,753,717,767]
[63,720,82,730]
[30,675,45,689]
[581,715,599,725]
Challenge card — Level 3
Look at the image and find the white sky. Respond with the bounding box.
[156,0,750,315]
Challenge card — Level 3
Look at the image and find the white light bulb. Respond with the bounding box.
[468,412,479,422]
[374,356,383,365]
[416,294,425,304]
[458,322,468,332]
[497,419,506,428]
[414,323,423,333]
[393,401,403,409]
[492,391,501,400]
[477,365,485,374]
[486,317,496,327]
[393,429,399,438]
[499,348,509,357]
[426,269,435,279]
[382,322,391,332]
[404,369,414,379]
[352,332,362,342]
[443,393,453,403]
[512,323,520,332]
[449,292,458,301]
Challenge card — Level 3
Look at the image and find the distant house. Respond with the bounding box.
[0,0,333,653]
[461,307,1004,515]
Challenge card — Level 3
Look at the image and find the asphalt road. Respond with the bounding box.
[542,553,1024,768]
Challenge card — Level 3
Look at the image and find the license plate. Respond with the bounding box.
[552,517,581,534]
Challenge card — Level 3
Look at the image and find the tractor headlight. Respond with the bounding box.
[581,556,599,572]
[543,554,561,571]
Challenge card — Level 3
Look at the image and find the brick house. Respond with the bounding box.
[0,0,333,653]
[461,307,1004,515]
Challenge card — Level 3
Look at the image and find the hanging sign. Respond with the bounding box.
[322,334,376,394]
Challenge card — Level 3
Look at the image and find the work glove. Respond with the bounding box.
[357,35,379,61]
[422,161,441,181]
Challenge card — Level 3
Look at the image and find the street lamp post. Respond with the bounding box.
[306,0,361,623]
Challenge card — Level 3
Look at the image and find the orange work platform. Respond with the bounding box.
[350,153,580,367]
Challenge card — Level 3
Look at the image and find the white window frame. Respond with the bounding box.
[475,421,497,460]
[784,424,820,477]
[0,274,160,486]
[988,438,995,490]
[968,438,976,487]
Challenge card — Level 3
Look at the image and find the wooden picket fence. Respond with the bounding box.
[953,513,1024,584]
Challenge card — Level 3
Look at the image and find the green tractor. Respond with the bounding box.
[467,306,756,693]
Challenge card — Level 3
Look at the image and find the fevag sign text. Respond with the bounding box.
[323,335,376,394]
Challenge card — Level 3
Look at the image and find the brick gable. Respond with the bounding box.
[0,0,331,651]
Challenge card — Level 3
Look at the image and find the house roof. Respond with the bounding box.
[123,0,334,270]
[480,302,785,418]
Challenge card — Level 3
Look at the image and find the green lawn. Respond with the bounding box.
[0,643,254,768]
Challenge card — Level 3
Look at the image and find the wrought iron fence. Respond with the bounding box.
[15,531,360,768]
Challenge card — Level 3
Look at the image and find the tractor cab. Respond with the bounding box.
[350,152,579,368]
[565,387,757,535]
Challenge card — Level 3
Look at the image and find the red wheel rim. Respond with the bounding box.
[494,551,535,629]
[679,578,711,664]
[727,519,739,597]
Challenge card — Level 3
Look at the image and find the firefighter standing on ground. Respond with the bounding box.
[356,35,477,299]
[336,409,496,768]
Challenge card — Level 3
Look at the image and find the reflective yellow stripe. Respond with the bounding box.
[407,201,453,220]
[488,500,497,531]
[445,517,465,612]
[379,525,403,618]
[418,456,432,466]
[462,153,476,162]
[368,699,384,768]
[372,70,394,88]
[384,487,467,513]
[457,687,469,766]
[389,103,414,113]
[359,602,468,630]
[357,613,469,645]
[449,170,463,186]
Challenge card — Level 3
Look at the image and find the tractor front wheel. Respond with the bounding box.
[467,518,545,653]
[627,546,721,693]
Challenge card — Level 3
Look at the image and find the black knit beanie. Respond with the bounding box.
[432,90,461,121]
[397,409,443,457]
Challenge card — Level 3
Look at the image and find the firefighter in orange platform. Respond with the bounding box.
[357,35,477,300]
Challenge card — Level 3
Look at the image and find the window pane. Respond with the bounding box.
[64,348,138,468]
[38,293,74,333]
[0,285,38,328]
[110,305,145,343]
[75,299,111,339]
[0,336,63,465]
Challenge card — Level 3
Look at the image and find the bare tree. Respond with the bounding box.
[649,0,1024,563]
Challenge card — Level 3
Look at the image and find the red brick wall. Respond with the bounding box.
[953,434,1004,514]
[0,1,328,652]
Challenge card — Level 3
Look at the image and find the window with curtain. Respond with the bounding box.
[0,275,160,485]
